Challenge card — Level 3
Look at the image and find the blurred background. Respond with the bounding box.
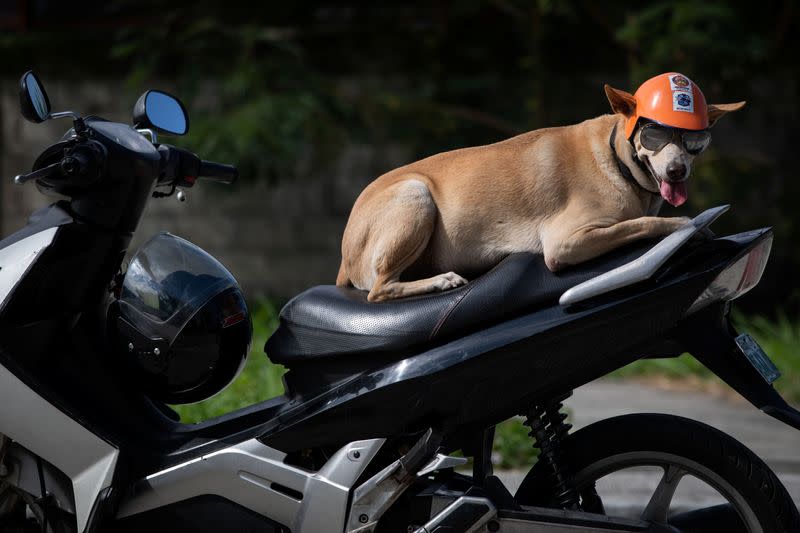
[0,1,798,430]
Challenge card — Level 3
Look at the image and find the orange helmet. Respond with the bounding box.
[625,72,708,139]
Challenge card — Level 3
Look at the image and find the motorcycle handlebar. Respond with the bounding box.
[198,160,238,184]
[157,145,238,189]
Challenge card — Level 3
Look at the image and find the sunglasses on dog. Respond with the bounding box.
[638,120,712,155]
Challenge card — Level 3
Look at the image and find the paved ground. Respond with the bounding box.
[496,380,800,516]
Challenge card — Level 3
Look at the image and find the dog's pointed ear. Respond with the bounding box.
[604,84,636,117]
[707,101,746,127]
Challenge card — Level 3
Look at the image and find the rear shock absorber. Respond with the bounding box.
[524,392,580,509]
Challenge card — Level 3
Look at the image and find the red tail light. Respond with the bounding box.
[687,235,773,315]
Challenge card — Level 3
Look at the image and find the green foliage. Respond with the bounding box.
[493,418,539,470]
[615,2,768,84]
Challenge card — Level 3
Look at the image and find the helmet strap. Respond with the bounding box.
[609,123,658,196]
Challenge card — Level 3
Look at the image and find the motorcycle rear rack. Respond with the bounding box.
[559,205,730,306]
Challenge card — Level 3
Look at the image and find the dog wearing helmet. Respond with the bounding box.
[338,72,745,301]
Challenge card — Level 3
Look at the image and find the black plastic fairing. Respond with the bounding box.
[0,222,130,323]
[69,119,160,232]
[115,495,286,532]
[0,204,73,252]
[679,303,800,433]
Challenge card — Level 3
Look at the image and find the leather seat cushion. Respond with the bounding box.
[266,241,655,363]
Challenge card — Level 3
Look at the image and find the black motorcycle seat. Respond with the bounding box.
[266,241,656,363]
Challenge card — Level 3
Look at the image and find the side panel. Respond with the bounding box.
[0,363,118,532]
[0,227,58,306]
[1,226,118,532]
[117,438,385,533]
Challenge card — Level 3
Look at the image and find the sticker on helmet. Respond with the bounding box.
[673,91,694,113]
[669,74,692,92]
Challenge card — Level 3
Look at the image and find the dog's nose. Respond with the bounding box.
[666,163,687,181]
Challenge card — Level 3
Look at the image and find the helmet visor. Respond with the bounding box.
[118,233,239,344]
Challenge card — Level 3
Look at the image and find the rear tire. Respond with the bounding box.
[515,413,799,532]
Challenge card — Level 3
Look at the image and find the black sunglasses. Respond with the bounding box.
[638,120,712,155]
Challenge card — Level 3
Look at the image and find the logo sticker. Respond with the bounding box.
[673,91,694,113]
[669,74,692,92]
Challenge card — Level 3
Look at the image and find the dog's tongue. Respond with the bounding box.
[659,180,688,207]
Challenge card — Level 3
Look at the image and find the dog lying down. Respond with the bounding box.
[337,72,745,302]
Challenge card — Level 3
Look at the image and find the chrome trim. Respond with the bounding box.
[413,496,496,533]
[48,110,82,120]
[559,205,730,306]
[136,128,158,144]
[346,430,440,533]
[346,458,407,532]
[117,438,385,533]
[0,364,118,532]
[417,453,469,477]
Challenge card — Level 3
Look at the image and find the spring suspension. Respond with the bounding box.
[524,392,580,510]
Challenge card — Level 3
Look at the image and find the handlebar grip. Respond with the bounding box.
[198,161,238,184]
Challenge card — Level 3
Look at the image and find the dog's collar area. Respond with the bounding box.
[609,123,659,196]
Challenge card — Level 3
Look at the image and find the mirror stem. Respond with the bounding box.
[48,111,87,136]
[49,111,81,120]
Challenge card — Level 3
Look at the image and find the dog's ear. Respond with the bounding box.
[707,101,746,127]
[604,85,636,117]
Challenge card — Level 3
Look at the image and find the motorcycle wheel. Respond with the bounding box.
[515,413,800,533]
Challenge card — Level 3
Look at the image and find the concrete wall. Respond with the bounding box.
[0,79,410,299]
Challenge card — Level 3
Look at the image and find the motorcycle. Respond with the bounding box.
[0,71,798,533]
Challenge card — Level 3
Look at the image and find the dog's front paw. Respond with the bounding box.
[674,216,692,228]
[434,272,468,291]
[662,216,691,234]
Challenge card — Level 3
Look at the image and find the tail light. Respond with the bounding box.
[686,235,773,315]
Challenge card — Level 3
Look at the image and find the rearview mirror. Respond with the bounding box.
[19,71,51,123]
[133,90,189,136]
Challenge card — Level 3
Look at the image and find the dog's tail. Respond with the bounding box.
[336,259,352,287]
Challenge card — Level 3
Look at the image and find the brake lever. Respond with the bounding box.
[14,161,62,185]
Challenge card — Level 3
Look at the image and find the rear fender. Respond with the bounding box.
[679,304,800,432]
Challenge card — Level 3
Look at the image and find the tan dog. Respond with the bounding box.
[338,74,744,302]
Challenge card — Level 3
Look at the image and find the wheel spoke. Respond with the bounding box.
[641,464,687,523]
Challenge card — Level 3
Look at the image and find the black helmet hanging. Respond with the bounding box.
[112,233,251,404]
